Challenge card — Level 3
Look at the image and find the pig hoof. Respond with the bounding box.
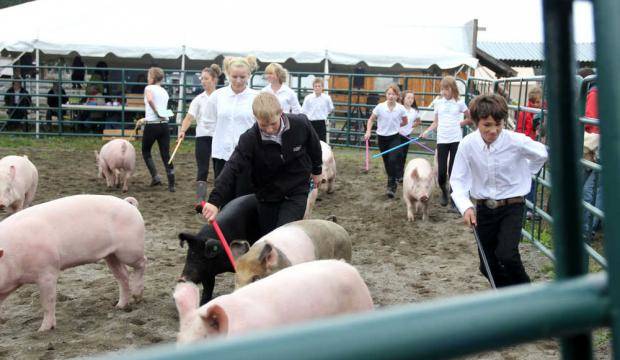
[38,324,55,332]
[132,294,143,303]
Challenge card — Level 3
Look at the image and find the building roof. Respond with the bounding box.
[478,42,595,64]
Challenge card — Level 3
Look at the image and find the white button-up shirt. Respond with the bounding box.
[187,91,215,137]
[372,102,407,136]
[144,85,170,122]
[399,107,419,136]
[262,84,302,114]
[207,86,259,161]
[301,92,334,120]
[433,97,468,144]
[450,129,548,215]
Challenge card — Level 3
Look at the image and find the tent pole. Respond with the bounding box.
[176,46,186,127]
[324,49,330,144]
[35,48,40,138]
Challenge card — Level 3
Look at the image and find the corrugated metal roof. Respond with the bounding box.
[478,42,595,62]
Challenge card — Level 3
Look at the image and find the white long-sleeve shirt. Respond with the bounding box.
[206,85,259,161]
[450,129,548,215]
[301,92,334,120]
[262,84,302,114]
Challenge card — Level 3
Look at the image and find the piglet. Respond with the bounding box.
[0,194,146,331]
[230,219,351,288]
[403,158,435,222]
[0,155,38,213]
[174,259,373,343]
[304,141,336,219]
[95,139,136,192]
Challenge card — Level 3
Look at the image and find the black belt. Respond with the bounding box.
[475,196,524,209]
[145,120,169,124]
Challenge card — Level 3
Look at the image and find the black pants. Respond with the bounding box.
[212,157,254,208]
[310,120,326,142]
[436,142,459,187]
[398,134,410,179]
[476,203,530,287]
[195,136,213,182]
[142,123,173,173]
[377,134,403,188]
[257,193,307,235]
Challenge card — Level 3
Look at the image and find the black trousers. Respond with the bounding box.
[195,136,213,182]
[377,134,403,187]
[476,203,530,287]
[142,123,173,173]
[257,193,307,235]
[212,157,254,209]
[310,120,326,142]
[398,134,410,179]
[436,142,459,187]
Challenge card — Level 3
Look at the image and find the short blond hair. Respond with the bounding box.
[440,76,459,98]
[252,92,282,120]
[313,77,324,86]
[386,83,401,98]
[223,56,258,78]
[148,67,164,83]
[528,87,542,102]
[265,63,288,84]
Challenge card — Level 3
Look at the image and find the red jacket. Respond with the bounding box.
[516,100,537,140]
[584,87,599,134]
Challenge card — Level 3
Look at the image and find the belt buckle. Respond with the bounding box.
[485,199,498,209]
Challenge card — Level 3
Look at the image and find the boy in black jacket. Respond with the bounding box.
[202,92,322,235]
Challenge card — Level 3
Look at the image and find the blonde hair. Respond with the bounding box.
[313,77,324,86]
[148,67,164,83]
[202,64,222,80]
[440,76,460,99]
[386,83,401,98]
[265,63,288,84]
[252,92,282,120]
[528,87,543,102]
[223,56,258,78]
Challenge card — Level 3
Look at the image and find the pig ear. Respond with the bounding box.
[201,304,229,336]
[230,240,250,259]
[8,165,16,181]
[411,168,419,180]
[178,233,199,248]
[173,283,200,319]
[258,243,278,270]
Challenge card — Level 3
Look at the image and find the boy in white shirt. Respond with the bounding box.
[450,94,548,287]
[301,77,334,142]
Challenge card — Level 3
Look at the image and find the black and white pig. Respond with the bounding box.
[178,194,262,304]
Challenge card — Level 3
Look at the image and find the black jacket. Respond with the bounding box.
[47,88,68,108]
[209,113,322,207]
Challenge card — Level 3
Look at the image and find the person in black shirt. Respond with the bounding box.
[202,92,322,235]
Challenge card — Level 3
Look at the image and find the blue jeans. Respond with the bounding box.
[583,170,603,239]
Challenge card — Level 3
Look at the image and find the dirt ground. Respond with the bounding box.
[0,139,609,359]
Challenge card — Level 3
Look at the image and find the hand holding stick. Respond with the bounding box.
[168,137,183,165]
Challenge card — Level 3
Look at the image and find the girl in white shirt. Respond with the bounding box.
[206,56,259,204]
[420,76,472,206]
[397,90,421,182]
[301,77,334,142]
[363,84,408,198]
[178,64,222,208]
[142,67,175,192]
[262,63,301,114]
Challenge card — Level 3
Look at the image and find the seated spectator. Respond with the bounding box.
[45,81,69,130]
[77,86,105,132]
[130,73,147,94]
[4,78,31,131]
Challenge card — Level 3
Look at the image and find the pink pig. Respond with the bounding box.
[95,139,136,192]
[304,141,336,219]
[174,260,373,344]
[0,194,146,331]
[403,158,435,222]
[0,155,38,213]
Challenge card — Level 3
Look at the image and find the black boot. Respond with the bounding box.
[195,181,207,212]
[167,169,176,193]
[386,178,397,199]
[440,183,449,206]
[145,157,161,186]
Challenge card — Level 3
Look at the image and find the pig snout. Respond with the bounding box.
[420,195,429,203]
[321,178,327,184]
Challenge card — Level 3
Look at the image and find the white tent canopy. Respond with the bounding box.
[0,0,478,70]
